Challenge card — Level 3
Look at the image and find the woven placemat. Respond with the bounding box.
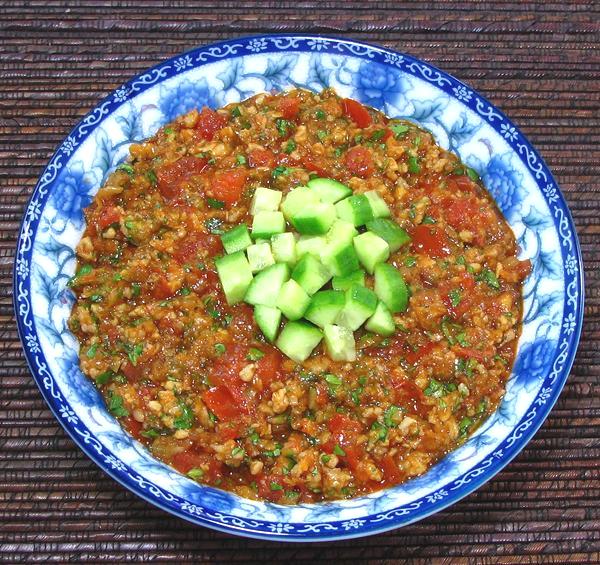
[1,1,598,562]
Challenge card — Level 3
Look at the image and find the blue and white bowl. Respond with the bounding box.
[14,35,583,541]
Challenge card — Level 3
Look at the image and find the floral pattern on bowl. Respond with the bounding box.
[14,35,583,541]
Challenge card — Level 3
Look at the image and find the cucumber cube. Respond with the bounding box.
[276,320,323,363]
[254,305,282,342]
[281,187,321,220]
[364,190,391,218]
[353,232,390,274]
[271,232,297,265]
[246,242,275,273]
[220,224,252,254]
[365,302,395,336]
[245,263,290,307]
[251,211,286,239]
[326,219,358,246]
[307,177,352,203]
[215,251,254,305]
[332,269,366,291]
[323,324,357,362]
[374,263,410,313]
[366,218,411,252]
[250,186,282,215]
[336,284,378,330]
[291,202,336,235]
[291,254,331,295]
[277,279,310,321]
[304,290,345,328]
[335,194,374,226]
[296,235,327,258]
[321,240,360,277]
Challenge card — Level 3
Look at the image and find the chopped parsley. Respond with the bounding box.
[117,163,134,175]
[231,106,242,118]
[315,109,326,120]
[272,165,292,179]
[146,170,158,186]
[270,481,283,491]
[370,129,387,141]
[173,399,194,430]
[477,268,500,290]
[107,392,128,418]
[236,154,247,166]
[187,468,205,480]
[126,343,143,366]
[407,155,421,174]
[205,217,224,234]
[275,118,293,137]
[284,139,296,154]
[247,347,265,361]
[214,343,226,355]
[333,444,346,457]
[206,197,225,209]
[86,343,98,358]
[449,289,462,307]
[390,123,410,138]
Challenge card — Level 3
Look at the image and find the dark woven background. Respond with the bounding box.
[1,1,598,562]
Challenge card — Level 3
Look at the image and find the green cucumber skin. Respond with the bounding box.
[244,263,290,307]
[307,177,352,203]
[276,321,323,363]
[366,218,411,252]
[304,290,345,328]
[214,251,254,305]
[291,254,332,295]
[220,224,252,254]
[277,280,310,321]
[323,324,357,362]
[254,305,282,342]
[365,302,395,336]
[374,263,410,313]
[332,269,366,291]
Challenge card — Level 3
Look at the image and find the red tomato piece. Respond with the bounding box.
[172,451,223,482]
[328,413,363,439]
[342,98,372,128]
[248,148,276,168]
[344,146,373,177]
[150,275,175,300]
[173,232,221,264]
[121,361,143,381]
[196,107,226,141]
[217,421,243,441]
[404,341,436,365]
[255,347,284,387]
[280,96,301,119]
[443,196,480,232]
[411,225,451,258]
[123,416,143,440]
[97,205,120,230]
[379,454,406,486]
[301,154,329,177]
[446,174,476,193]
[211,169,247,207]
[391,378,428,418]
[157,155,210,199]
[202,386,239,421]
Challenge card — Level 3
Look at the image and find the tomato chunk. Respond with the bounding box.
[379,454,406,486]
[411,225,451,258]
[97,205,121,230]
[301,153,329,177]
[248,148,276,168]
[280,96,301,119]
[196,107,226,141]
[211,169,247,207]
[344,146,373,177]
[342,98,372,128]
[202,386,239,420]
[157,155,210,199]
[173,232,221,264]
[255,347,284,387]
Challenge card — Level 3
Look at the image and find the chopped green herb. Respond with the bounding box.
[315,109,326,120]
[333,145,346,158]
[407,155,421,174]
[236,154,247,166]
[107,392,129,418]
[320,454,331,464]
[409,204,417,220]
[248,430,260,445]
[466,166,481,183]
[494,354,507,365]
[187,468,205,480]
[214,343,226,355]
[264,444,282,458]
[354,133,363,144]
[390,123,410,137]
[324,373,342,387]
[147,170,158,186]
[173,400,194,430]
[270,481,283,491]
[164,127,174,135]
[179,287,191,297]
[370,129,387,141]
[86,343,98,358]
[383,405,401,428]
[131,282,141,298]
[77,264,93,277]
[413,135,421,147]
[206,197,225,209]
[477,268,500,290]
[204,217,224,234]
[126,343,144,366]
[231,446,245,458]
[371,420,388,441]
[422,215,436,225]
[455,332,469,347]
[333,444,346,457]
[89,294,103,303]
[284,139,296,154]
[459,416,473,436]
[140,428,161,439]
[95,370,114,386]
[477,399,488,414]
[424,378,444,398]
[231,106,242,118]
[449,289,462,308]
[275,118,293,137]
[117,163,134,175]
[316,129,327,141]
[272,165,292,179]
[247,347,265,361]
[404,256,417,267]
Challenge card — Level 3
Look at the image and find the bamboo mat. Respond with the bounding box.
[1,1,598,562]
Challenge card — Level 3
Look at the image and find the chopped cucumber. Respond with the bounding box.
[332,269,366,291]
[366,218,411,252]
[246,242,275,273]
[335,194,374,226]
[353,232,390,274]
[276,320,323,363]
[321,240,360,277]
[365,302,395,336]
[374,263,410,313]
[277,279,310,321]
[296,235,327,258]
[326,219,357,246]
[291,254,331,295]
[215,251,254,305]
[364,190,391,218]
[244,263,290,307]
[281,187,321,220]
[323,324,356,362]
[336,284,378,331]
[291,202,336,235]
[254,305,282,342]
[271,232,297,265]
[307,177,352,203]
[251,211,286,239]
[304,290,345,328]
[220,224,252,254]
[250,186,283,215]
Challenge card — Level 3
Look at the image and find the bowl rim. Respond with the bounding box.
[13,33,585,542]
